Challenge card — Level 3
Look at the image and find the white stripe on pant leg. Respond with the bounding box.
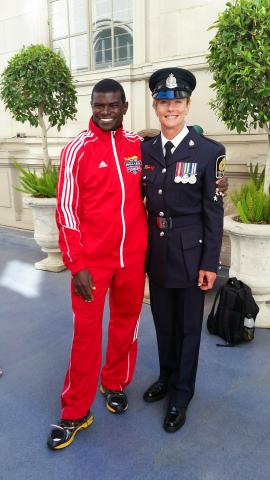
[62,313,75,398]
[124,353,130,387]
[133,315,141,342]
[124,315,141,385]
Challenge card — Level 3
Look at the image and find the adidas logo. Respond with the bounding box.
[99,161,108,168]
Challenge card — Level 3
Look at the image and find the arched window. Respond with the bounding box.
[94,25,133,69]
[49,0,133,72]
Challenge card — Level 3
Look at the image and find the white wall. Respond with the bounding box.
[0,0,49,138]
[0,0,269,243]
[0,0,229,139]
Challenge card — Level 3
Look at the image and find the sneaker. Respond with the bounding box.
[47,410,93,450]
[100,385,128,414]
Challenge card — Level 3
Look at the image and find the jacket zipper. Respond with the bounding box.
[111,131,126,268]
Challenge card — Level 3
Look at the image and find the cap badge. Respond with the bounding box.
[166,73,178,89]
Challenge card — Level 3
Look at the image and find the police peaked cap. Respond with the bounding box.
[149,67,196,99]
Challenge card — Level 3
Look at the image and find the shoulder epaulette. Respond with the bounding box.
[142,134,159,143]
[200,135,223,148]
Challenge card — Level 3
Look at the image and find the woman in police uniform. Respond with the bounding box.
[142,68,225,432]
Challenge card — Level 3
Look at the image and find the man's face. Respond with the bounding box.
[91,91,128,131]
[154,98,190,132]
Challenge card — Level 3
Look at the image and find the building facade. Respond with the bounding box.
[0,0,268,264]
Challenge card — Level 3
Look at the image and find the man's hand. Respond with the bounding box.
[216,176,228,196]
[73,269,96,302]
[198,270,217,291]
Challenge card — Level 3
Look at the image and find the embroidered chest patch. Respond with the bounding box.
[143,164,155,171]
[124,156,142,174]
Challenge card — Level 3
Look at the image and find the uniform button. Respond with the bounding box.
[159,211,164,217]
[158,189,163,195]
[162,168,166,173]
[199,239,203,244]
[160,231,165,237]
[143,175,146,179]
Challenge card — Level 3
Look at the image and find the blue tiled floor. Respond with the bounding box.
[0,226,269,480]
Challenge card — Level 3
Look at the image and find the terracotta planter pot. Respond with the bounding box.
[224,215,270,328]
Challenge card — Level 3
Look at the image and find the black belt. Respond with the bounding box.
[148,214,202,229]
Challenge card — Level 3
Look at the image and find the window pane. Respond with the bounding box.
[53,39,70,66]
[68,0,88,35]
[70,35,89,71]
[51,0,68,39]
[114,26,133,65]
[94,28,112,69]
[113,0,132,23]
[92,0,112,29]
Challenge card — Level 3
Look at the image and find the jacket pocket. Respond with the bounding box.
[180,224,203,281]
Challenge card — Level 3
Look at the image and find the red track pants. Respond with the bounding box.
[61,261,145,420]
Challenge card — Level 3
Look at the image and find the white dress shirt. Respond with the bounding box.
[161,125,189,156]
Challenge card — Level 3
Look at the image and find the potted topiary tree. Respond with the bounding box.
[207,0,270,327]
[0,44,77,272]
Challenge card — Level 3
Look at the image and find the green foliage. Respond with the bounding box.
[207,0,270,134]
[13,161,58,198]
[0,44,77,196]
[249,162,265,189]
[231,178,270,224]
[0,44,77,130]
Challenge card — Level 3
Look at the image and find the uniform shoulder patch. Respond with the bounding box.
[216,154,226,178]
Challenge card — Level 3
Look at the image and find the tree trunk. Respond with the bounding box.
[264,133,270,194]
[38,106,49,166]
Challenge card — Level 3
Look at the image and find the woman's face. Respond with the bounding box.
[154,97,190,133]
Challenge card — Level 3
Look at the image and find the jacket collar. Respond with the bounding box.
[148,127,199,167]
[88,117,123,141]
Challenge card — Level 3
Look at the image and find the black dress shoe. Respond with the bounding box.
[163,406,186,433]
[143,380,168,403]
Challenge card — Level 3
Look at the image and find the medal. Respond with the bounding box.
[189,174,197,184]
[175,162,197,184]
[181,175,189,184]
[181,163,189,183]
[174,162,184,183]
[188,163,197,184]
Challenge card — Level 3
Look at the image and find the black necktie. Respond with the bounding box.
[164,141,174,165]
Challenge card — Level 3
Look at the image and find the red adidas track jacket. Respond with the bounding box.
[56,118,148,275]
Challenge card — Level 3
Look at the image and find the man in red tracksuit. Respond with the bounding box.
[47,79,148,450]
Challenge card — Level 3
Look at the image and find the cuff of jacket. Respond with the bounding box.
[67,257,87,276]
[200,257,219,274]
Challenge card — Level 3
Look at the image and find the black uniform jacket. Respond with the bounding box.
[141,127,225,288]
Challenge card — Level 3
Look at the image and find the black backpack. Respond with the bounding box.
[207,277,259,347]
